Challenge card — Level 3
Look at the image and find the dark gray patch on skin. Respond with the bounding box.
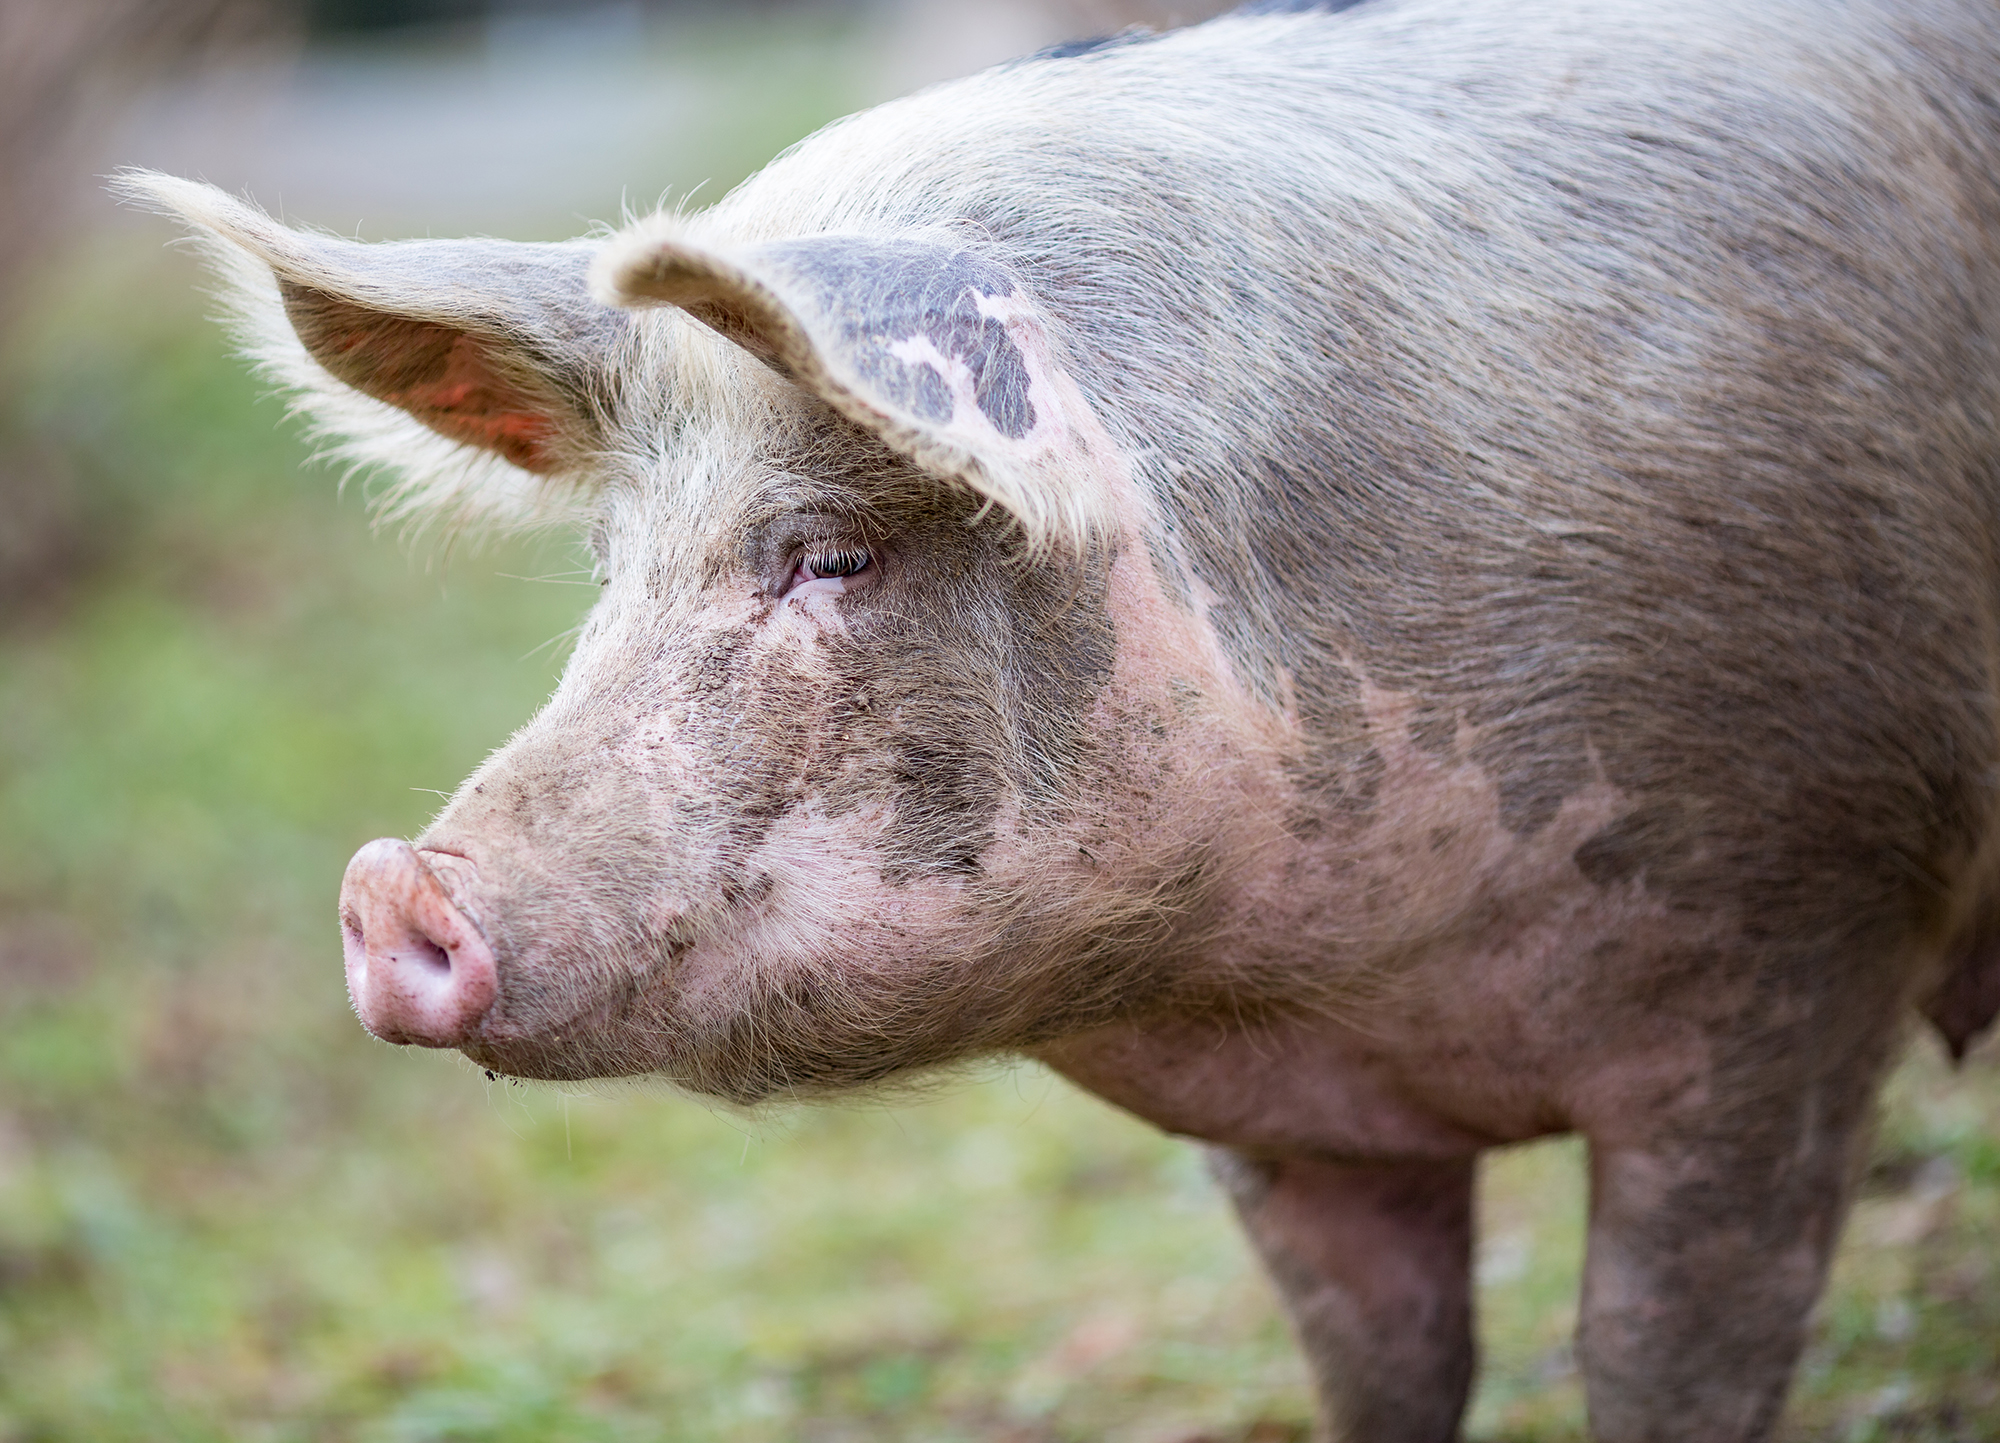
[1298,688,1386,825]
[1007,544,1119,803]
[757,238,1038,438]
[1143,530,1194,613]
[1017,30,1158,64]
[1234,0,1376,13]
[1575,804,1679,887]
[1481,734,1592,837]
[1152,425,1606,839]
[1007,82,1997,885]
[1406,703,1459,756]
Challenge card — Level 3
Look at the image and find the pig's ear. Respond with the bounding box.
[116,171,626,532]
[592,225,1120,551]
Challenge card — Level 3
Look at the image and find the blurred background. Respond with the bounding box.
[1,2,1997,1439]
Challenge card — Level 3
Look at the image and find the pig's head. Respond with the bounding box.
[127,175,1266,1102]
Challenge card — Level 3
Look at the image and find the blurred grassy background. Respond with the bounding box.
[2,5,1998,1441]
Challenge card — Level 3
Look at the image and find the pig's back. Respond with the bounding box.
[702,0,2000,565]
[700,0,2000,941]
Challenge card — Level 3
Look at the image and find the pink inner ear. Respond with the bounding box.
[377,334,563,473]
[282,283,570,474]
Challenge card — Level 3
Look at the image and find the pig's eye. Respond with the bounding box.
[801,547,871,580]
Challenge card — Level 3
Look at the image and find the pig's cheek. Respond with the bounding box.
[674,887,965,1020]
[667,807,974,1015]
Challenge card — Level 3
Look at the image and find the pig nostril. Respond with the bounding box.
[340,837,496,1047]
[412,938,452,977]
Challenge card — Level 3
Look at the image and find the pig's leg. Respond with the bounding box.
[1212,1150,1477,1443]
[1576,1115,1865,1442]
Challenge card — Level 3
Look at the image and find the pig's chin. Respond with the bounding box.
[445,963,703,1086]
[448,992,939,1100]
[453,1032,655,1085]
[445,950,1011,1104]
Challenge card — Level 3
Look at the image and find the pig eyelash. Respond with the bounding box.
[800,548,871,581]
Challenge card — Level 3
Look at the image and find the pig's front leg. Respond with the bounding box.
[1211,1149,1477,1443]
[1576,1115,1864,1442]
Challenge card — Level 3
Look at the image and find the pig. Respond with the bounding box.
[125,0,2000,1435]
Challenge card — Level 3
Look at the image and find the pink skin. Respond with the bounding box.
[340,839,497,1047]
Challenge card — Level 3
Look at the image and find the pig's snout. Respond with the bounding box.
[340,839,497,1047]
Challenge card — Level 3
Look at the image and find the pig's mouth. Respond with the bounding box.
[340,838,499,1048]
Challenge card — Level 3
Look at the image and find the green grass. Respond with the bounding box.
[3,49,1999,1440]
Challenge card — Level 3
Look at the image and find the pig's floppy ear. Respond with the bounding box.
[117,171,626,531]
[592,226,1120,552]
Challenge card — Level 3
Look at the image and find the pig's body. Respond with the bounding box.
[133,0,2000,1436]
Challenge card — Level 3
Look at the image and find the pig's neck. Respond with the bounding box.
[1045,530,1717,1157]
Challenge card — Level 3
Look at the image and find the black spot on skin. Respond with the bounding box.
[1009,542,1119,806]
[1494,769,1572,837]
[1234,0,1375,14]
[759,238,1038,438]
[1020,30,1156,63]
[1575,820,1644,886]
[1143,532,1193,612]
[1472,718,1593,837]
[721,869,779,909]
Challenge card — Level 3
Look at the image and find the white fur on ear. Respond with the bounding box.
[592,217,1124,555]
[115,170,608,538]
